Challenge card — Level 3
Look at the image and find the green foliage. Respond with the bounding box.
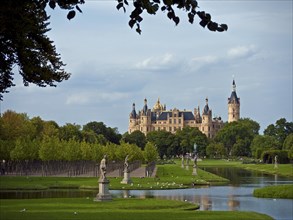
[122,130,147,149]
[261,150,290,164]
[10,138,40,161]
[176,127,208,156]
[215,118,260,157]
[39,136,63,161]
[83,121,122,144]
[146,130,178,158]
[253,184,293,199]
[0,0,70,100]
[283,133,293,159]
[116,0,228,34]
[250,135,280,158]
[264,118,293,146]
[206,142,225,158]
[59,123,82,141]
[143,142,159,163]
[0,110,36,141]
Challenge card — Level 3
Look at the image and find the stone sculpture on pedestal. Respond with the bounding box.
[94,155,112,201]
[121,155,132,184]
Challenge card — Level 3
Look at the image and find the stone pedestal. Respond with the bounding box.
[192,167,198,175]
[121,172,132,184]
[94,179,112,202]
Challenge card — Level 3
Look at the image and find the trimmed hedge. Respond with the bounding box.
[261,150,290,164]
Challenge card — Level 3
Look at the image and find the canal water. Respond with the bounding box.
[111,167,293,220]
[1,167,292,220]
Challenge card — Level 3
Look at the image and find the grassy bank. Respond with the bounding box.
[253,184,293,199]
[0,198,273,220]
[239,164,293,177]
[0,164,228,190]
[198,159,293,177]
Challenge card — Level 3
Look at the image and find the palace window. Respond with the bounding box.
[169,119,172,124]
[174,119,176,124]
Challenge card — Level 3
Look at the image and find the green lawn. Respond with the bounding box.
[0,198,273,220]
[239,164,293,177]
[198,159,293,177]
[0,164,228,190]
[253,184,293,199]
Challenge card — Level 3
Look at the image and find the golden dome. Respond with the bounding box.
[153,98,164,111]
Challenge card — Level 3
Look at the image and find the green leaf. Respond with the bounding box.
[116,3,123,11]
[129,19,136,28]
[49,0,56,9]
[220,24,228,31]
[67,10,76,20]
[199,20,208,28]
[173,16,180,25]
[207,21,218,31]
[76,5,82,13]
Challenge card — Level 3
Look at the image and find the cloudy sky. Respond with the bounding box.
[1,0,292,134]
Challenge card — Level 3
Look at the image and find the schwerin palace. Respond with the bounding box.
[128,80,240,138]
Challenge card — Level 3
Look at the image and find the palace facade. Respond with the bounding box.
[128,80,240,138]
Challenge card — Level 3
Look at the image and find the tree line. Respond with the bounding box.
[0,110,292,163]
[0,110,158,163]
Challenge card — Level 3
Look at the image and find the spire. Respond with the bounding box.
[232,79,236,92]
[203,97,209,115]
[228,79,240,104]
[142,98,148,115]
[130,103,137,118]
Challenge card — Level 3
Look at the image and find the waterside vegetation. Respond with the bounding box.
[253,184,293,199]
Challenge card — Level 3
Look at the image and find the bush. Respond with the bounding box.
[261,150,290,164]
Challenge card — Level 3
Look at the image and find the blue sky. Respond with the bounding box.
[1,1,292,134]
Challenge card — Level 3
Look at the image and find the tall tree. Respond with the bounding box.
[215,118,260,157]
[59,123,82,141]
[122,130,147,149]
[146,130,177,158]
[250,135,280,159]
[176,127,208,156]
[0,0,70,100]
[83,121,121,144]
[264,118,293,146]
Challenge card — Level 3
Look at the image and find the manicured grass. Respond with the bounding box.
[0,198,273,220]
[239,164,293,177]
[198,159,293,177]
[0,164,228,191]
[198,159,242,167]
[253,184,293,199]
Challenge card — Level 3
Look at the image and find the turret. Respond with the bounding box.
[128,103,137,133]
[228,79,240,122]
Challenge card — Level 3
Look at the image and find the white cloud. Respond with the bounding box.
[191,55,218,64]
[227,45,257,59]
[66,91,129,105]
[134,53,176,71]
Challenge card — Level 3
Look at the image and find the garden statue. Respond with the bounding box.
[274,155,278,168]
[95,155,112,201]
[121,155,132,184]
[124,155,129,172]
[99,155,107,181]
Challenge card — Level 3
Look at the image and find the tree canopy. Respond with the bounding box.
[0,0,228,100]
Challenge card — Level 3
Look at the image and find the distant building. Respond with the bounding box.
[128,80,240,138]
